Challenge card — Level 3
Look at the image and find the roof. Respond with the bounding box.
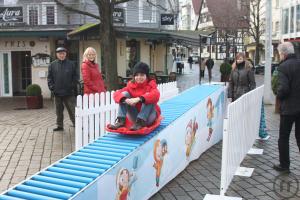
[0,24,78,37]
[68,23,214,47]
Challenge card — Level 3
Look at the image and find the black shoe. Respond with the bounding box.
[108,117,126,130]
[130,118,146,131]
[273,164,290,173]
[53,127,64,131]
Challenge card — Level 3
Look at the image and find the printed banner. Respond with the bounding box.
[73,86,226,200]
[0,6,23,25]
[160,14,174,25]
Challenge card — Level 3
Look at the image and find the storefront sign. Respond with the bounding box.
[161,14,174,25]
[113,8,124,23]
[32,53,51,67]
[0,7,23,26]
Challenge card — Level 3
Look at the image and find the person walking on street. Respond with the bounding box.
[81,47,106,94]
[228,52,256,102]
[206,57,214,83]
[47,47,79,131]
[188,56,193,70]
[200,58,206,78]
[273,42,300,173]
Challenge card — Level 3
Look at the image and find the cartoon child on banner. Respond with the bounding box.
[115,157,138,200]
[185,118,198,158]
[153,139,168,187]
[206,98,214,142]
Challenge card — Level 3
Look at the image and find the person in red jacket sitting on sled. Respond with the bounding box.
[108,62,161,131]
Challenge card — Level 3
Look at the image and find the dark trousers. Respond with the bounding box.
[55,96,76,128]
[278,114,300,168]
[207,67,212,83]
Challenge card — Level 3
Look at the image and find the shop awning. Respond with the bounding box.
[68,23,214,47]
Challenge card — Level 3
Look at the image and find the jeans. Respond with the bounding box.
[118,92,157,126]
[278,113,300,168]
[54,95,76,128]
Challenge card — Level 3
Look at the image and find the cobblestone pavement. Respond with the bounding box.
[0,62,299,200]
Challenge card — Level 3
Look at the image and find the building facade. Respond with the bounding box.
[0,0,178,98]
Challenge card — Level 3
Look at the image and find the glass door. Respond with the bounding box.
[0,52,12,96]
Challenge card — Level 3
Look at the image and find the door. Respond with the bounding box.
[0,52,12,96]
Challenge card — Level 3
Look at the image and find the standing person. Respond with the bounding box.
[273,42,300,173]
[188,56,193,70]
[200,58,206,78]
[228,52,256,102]
[108,62,161,131]
[81,47,106,94]
[206,57,214,83]
[47,47,78,131]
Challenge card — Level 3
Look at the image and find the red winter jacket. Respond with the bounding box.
[81,60,106,94]
[114,79,161,116]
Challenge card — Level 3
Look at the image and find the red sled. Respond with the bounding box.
[106,115,163,135]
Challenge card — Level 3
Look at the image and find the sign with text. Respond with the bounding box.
[0,7,23,26]
[161,14,174,25]
[113,8,124,23]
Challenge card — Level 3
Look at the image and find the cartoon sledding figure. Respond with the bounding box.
[185,118,198,158]
[116,168,136,200]
[207,98,214,142]
[153,139,168,187]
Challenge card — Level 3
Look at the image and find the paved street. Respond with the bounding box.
[0,61,299,199]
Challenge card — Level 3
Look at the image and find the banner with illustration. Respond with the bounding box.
[73,85,226,200]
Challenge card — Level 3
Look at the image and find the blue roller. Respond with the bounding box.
[32,175,86,188]
[0,195,26,200]
[84,145,131,154]
[54,163,105,174]
[61,159,111,169]
[73,152,121,161]
[47,166,99,178]
[90,142,135,150]
[95,140,141,147]
[67,155,116,165]
[40,171,93,183]
[7,190,61,200]
[24,180,79,194]
[15,185,72,199]
[79,148,126,158]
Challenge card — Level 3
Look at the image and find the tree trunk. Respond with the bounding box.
[255,41,260,65]
[100,2,118,91]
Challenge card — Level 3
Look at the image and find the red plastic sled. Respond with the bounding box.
[106,115,163,135]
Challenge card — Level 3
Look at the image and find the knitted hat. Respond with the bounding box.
[133,62,150,77]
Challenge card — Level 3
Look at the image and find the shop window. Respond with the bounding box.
[297,5,300,32]
[139,0,157,23]
[291,7,295,33]
[126,40,140,76]
[282,8,289,34]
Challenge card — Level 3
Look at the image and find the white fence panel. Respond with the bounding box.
[75,81,179,150]
[220,85,264,196]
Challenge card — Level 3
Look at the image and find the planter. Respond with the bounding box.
[275,97,280,114]
[26,95,43,109]
[220,74,230,82]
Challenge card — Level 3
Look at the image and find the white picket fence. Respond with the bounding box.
[75,81,179,150]
[205,85,264,200]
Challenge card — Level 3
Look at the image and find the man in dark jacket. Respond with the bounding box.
[206,57,214,83]
[273,42,300,173]
[47,47,78,131]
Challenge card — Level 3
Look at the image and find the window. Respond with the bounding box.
[297,5,300,32]
[42,3,57,25]
[46,6,55,24]
[28,5,39,25]
[282,8,289,34]
[291,7,295,33]
[139,0,156,23]
[275,21,279,32]
[276,0,279,8]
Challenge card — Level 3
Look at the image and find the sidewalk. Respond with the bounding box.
[0,62,299,199]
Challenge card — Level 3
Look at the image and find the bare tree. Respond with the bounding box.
[248,0,264,65]
[54,0,131,90]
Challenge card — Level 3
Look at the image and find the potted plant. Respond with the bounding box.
[271,69,280,113]
[220,62,232,82]
[26,84,43,109]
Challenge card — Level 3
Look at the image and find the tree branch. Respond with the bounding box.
[114,0,131,5]
[54,0,100,20]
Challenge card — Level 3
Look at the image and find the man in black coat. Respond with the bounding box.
[274,42,300,173]
[47,47,79,131]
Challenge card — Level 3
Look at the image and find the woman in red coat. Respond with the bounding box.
[81,47,106,94]
[108,62,161,131]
